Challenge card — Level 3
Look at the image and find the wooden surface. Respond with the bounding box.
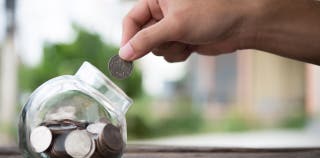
[1,145,320,158]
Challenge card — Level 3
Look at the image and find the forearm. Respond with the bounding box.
[240,0,320,65]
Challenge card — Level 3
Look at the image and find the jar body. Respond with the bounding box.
[19,62,132,158]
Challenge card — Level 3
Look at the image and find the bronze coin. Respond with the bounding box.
[100,124,123,151]
[48,133,71,158]
[96,138,122,158]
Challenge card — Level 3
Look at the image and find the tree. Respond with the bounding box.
[19,28,143,99]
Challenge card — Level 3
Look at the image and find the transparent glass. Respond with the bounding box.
[19,62,133,158]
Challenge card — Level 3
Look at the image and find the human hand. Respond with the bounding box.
[119,0,252,62]
[120,0,320,65]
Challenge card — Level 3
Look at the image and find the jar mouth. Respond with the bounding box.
[75,62,133,113]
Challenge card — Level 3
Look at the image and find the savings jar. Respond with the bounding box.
[18,62,133,158]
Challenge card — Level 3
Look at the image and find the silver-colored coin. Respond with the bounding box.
[30,126,53,153]
[86,122,106,135]
[65,130,95,158]
[47,124,78,135]
[108,55,133,79]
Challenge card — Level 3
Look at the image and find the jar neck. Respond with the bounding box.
[75,62,132,114]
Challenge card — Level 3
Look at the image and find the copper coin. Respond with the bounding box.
[100,124,123,151]
[49,133,70,158]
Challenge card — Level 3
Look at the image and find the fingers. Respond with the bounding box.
[163,50,192,63]
[121,0,152,46]
[119,18,174,61]
[121,0,163,46]
[142,19,158,29]
[147,0,163,20]
[153,42,192,63]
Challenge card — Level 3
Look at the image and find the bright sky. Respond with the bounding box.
[12,0,187,96]
[16,0,132,65]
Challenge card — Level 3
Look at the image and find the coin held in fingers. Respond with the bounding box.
[108,55,133,80]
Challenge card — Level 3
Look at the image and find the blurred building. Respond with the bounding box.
[306,64,320,117]
[188,50,320,124]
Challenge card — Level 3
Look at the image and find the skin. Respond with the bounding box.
[119,0,320,65]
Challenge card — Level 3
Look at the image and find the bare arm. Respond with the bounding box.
[120,0,320,65]
[240,0,320,65]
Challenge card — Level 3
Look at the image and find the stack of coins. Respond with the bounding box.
[30,119,124,158]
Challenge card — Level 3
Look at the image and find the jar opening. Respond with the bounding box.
[75,62,133,113]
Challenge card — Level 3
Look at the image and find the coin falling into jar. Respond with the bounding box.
[108,55,133,80]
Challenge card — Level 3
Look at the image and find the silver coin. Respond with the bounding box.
[30,126,53,153]
[47,124,78,135]
[86,122,106,135]
[108,55,133,79]
[65,130,95,158]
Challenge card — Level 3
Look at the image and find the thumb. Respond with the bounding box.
[119,19,174,61]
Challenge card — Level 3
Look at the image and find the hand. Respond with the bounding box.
[120,0,320,65]
[119,0,251,62]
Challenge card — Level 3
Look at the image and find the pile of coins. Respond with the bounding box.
[30,119,124,158]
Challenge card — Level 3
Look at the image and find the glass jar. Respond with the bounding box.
[19,62,133,158]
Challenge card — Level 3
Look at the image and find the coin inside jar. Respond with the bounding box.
[30,126,53,153]
[65,130,95,158]
[100,124,123,151]
[49,133,70,158]
[86,122,106,136]
[108,55,133,80]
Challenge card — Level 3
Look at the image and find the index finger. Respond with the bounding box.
[121,0,152,46]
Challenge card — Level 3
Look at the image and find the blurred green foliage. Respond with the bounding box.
[19,27,143,99]
[280,110,307,129]
[127,96,204,139]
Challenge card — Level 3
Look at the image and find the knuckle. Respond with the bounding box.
[176,55,188,62]
[152,49,162,56]
[164,56,176,63]
[159,42,172,50]
[175,59,186,63]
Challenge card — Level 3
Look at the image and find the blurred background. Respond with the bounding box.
[0,0,320,148]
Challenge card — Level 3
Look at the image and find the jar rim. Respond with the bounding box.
[75,61,133,113]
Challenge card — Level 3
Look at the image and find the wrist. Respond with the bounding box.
[236,0,273,50]
[238,0,320,59]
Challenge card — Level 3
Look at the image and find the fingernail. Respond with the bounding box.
[119,43,134,61]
